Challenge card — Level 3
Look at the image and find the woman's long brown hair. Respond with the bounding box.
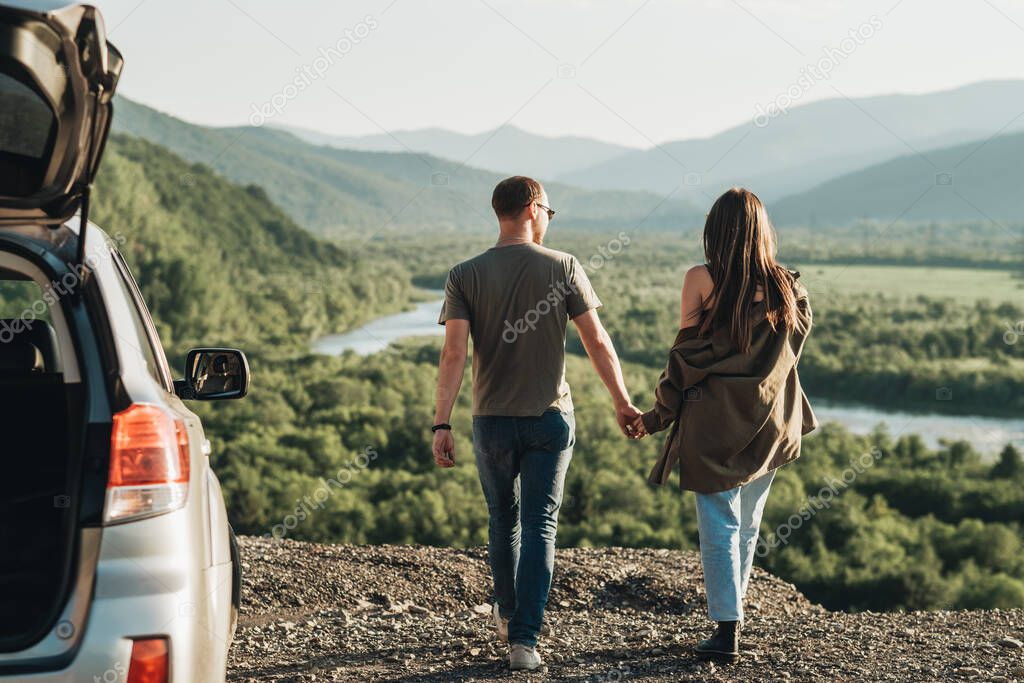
[694,187,802,354]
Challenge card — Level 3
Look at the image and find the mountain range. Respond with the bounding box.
[276,123,635,182]
[113,79,1024,232]
[556,80,1024,205]
[771,129,1024,227]
[274,81,1024,211]
[112,98,703,239]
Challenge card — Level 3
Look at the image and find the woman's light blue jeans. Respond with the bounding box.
[694,468,777,622]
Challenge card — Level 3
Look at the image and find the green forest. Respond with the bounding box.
[89,133,1024,614]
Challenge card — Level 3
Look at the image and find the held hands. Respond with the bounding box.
[432,428,455,467]
[630,414,648,438]
[616,403,647,440]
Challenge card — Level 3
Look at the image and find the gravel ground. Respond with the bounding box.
[227,536,1024,682]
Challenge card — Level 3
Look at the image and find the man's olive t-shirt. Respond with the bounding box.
[438,242,602,417]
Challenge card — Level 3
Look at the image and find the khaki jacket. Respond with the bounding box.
[640,271,818,493]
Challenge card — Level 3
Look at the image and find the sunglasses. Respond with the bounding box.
[534,201,556,220]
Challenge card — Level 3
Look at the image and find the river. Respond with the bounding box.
[312,291,1024,459]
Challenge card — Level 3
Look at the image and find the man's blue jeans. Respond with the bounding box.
[694,468,777,622]
[472,409,575,648]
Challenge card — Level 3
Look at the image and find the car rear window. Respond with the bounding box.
[0,73,54,160]
[0,72,56,197]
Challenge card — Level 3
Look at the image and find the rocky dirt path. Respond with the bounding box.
[227,537,1024,682]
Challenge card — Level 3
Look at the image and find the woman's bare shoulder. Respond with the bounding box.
[682,264,716,303]
[683,264,714,289]
[679,265,715,331]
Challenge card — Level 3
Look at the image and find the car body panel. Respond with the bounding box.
[0,219,236,681]
[10,513,232,681]
[0,1,237,675]
[0,529,100,672]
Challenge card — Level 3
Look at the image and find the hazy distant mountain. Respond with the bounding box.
[275,123,636,181]
[112,97,702,238]
[558,80,1024,204]
[771,129,1024,226]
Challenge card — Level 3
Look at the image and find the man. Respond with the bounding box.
[432,176,641,671]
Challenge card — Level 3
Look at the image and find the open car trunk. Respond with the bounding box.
[0,0,122,651]
[0,313,86,650]
[0,1,121,226]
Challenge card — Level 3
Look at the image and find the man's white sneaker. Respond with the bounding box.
[509,643,542,671]
[492,603,509,643]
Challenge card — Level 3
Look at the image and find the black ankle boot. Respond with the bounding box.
[694,620,740,662]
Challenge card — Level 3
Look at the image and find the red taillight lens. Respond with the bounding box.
[127,637,169,683]
[105,404,190,524]
[110,404,188,486]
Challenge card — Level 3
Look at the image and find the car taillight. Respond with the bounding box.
[127,638,169,683]
[105,403,189,524]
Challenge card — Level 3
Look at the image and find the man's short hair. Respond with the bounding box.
[491,176,543,219]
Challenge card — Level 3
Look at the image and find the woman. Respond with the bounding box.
[632,187,818,663]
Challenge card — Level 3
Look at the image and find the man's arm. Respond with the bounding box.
[572,309,642,438]
[432,318,469,467]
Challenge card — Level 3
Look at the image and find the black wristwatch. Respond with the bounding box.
[431,423,452,433]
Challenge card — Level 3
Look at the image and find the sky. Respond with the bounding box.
[96,0,1024,148]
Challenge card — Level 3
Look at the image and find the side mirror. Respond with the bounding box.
[174,348,250,400]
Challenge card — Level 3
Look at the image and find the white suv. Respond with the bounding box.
[0,3,244,681]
